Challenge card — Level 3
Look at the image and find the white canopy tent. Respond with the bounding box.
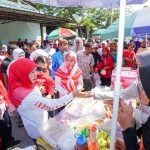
[27,0,148,149]
[27,0,147,8]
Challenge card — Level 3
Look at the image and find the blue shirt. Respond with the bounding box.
[113,52,117,63]
[51,50,67,79]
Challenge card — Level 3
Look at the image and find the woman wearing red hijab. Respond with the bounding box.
[8,58,86,140]
[55,51,83,97]
[95,47,114,87]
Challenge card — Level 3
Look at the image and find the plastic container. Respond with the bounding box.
[111,67,137,89]
[58,131,76,150]
[89,125,99,143]
[89,142,100,150]
[81,128,89,138]
[38,118,68,149]
[75,134,88,150]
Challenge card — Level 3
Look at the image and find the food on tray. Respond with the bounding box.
[95,119,103,124]
[55,110,80,127]
[98,138,107,148]
[107,136,111,148]
[99,130,108,140]
[76,123,92,131]
[49,128,65,142]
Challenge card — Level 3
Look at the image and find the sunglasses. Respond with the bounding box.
[36,67,47,73]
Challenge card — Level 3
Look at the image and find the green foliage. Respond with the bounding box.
[35,4,132,37]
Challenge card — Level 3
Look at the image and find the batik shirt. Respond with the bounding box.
[77,51,94,79]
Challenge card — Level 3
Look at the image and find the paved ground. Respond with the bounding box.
[10,116,34,150]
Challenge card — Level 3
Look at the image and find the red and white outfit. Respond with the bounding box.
[96,47,114,78]
[36,72,54,95]
[8,58,74,139]
[55,51,83,97]
[95,47,114,86]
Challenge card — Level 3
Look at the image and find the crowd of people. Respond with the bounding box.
[0,36,150,150]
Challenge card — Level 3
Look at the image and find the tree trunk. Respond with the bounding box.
[67,9,83,38]
[78,26,83,38]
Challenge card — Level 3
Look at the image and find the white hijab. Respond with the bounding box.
[7,48,25,76]
[30,49,48,61]
[71,37,84,53]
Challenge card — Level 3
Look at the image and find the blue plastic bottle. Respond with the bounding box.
[74,133,88,150]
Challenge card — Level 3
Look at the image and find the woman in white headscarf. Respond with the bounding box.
[71,37,84,53]
[30,49,48,61]
[7,48,25,77]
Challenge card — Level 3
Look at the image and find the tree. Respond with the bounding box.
[81,17,96,38]
[35,4,132,38]
[91,8,120,29]
[35,4,88,37]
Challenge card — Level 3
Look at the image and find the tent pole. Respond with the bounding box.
[146,34,148,48]
[110,0,126,149]
[110,0,113,24]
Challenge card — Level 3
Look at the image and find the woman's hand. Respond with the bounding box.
[72,89,94,98]
[103,99,114,108]
[92,76,95,83]
[84,91,95,98]
[46,94,52,99]
[104,99,134,130]
[118,100,134,130]
[123,57,126,60]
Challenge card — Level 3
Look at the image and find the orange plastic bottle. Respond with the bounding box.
[89,142,101,150]
[89,125,99,143]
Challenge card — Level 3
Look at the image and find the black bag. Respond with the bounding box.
[0,119,10,150]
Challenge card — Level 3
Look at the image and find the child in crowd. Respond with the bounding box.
[95,47,114,87]
[35,56,54,99]
[55,51,83,97]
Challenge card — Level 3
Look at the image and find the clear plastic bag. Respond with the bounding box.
[58,131,76,150]
[101,69,106,75]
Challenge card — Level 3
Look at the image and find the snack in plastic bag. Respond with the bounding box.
[101,69,106,75]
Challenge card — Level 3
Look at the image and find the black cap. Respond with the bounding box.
[8,45,18,51]
[18,38,21,40]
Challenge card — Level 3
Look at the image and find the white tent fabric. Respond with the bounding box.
[27,0,148,8]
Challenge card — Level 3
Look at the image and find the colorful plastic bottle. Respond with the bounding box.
[81,128,89,138]
[89,142,100,150]
[89,125,99,143]
[74,133,88,150]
